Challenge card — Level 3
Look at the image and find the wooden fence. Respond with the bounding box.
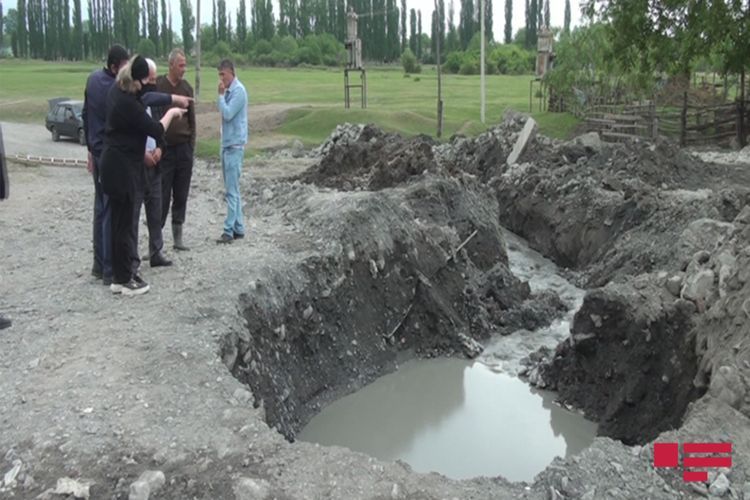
[583,93,749,146]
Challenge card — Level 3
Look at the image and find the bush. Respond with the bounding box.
[444,52,463,74]
[136,38,156,58]
[254,39,273,56]
[401,48,421,74]
[459,56,479,75]
[489,45,535,75]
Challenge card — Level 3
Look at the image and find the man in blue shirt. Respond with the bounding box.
[216,59,248,244]
[82,45,130,285]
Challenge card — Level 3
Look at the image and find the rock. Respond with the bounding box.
[390,483,401,499]
[506,117,538,166]
[128,480,150,500]
[666,275,683,297]
[678,219,734,265]
[716,251,737,298]
[137,470,165,493]
[53,477,90,499]
[681,269,715,302]
[233,388,253,405]
[709,473,730,497]
[4,460,22,487]
[741,481,750,500]
[574,132,603,151]
[709,365,746,409]
[458,333,483,358]
[290,139,305,158]
[233,477,271,500]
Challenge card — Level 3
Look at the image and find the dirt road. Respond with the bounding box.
[1,121,88,160]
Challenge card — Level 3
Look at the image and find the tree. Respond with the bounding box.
[446,0,459,53]
[459,0,473,49]
[484,0,493,42]
[180,0,194,53]
[417,9,422,59]
[148,0,160,55]
[16,0,27,57]
[586,0,745,79]
[409,8,416,53]
[504,0,511,43]
[387,0,400,60]
[544,0,549,29]
[563,0,570,35]
[217,0,227,42]
[400,0,406,51]
[537,0,543,30]
[0,2,4,53]
[236,0,247,47]
[264,0,275,40]
[523,0,529,47]
[528,0,537,48]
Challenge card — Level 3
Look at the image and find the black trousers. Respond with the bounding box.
[132,165,165,272]
[161,142,193,227]
[111,193,135,285]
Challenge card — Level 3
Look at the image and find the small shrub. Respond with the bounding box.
[401,48,421,74]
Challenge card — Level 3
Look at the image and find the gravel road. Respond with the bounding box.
[1,121,88,160]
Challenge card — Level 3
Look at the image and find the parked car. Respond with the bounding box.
[45,98,86,145]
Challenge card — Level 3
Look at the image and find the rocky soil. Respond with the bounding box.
[1,115,749,500]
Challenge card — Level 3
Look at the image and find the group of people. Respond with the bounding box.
[83,45,249,297]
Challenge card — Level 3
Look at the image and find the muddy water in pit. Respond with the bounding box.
[298,230,597,482]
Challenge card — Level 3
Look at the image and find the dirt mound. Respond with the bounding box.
[298,123,440,191]
[528,279,702,445]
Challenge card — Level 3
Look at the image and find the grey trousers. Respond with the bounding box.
[132,165,165,272]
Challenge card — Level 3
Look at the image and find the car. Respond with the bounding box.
[45,98,86,145]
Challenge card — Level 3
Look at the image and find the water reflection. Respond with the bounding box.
[298,358,597,482]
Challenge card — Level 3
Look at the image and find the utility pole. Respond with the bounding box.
[480,0,485,123]
[195,0,201,99]
[434,0,443,138]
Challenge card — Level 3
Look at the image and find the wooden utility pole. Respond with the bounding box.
[434,0,443,138]
[480,0,485,123]
[195,0,201,99]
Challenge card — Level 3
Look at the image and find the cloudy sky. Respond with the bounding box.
[4,0,583,43]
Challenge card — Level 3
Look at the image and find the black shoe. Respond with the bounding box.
[121,279,150,297]
[92,266,103,279]
[103,276,113,286]
[216,233,234,244]
[233,232,245,240]
[0,315,11,330]
[133,274,146,285]
[150,252,173,267]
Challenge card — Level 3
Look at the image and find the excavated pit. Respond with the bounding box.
[222,117,750,466]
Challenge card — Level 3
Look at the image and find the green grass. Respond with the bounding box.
[0,59,580,156]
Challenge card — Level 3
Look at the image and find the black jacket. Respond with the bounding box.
[100,85,166,199]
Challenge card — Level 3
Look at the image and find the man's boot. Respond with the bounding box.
[172,223,190,251]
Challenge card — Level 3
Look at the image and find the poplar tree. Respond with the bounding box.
[180,0,194,53]
[504,0,511,43]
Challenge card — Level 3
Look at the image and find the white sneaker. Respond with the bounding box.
[110,283,124,294]
[121,279,150,297]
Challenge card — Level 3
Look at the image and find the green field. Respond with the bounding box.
[0,59,579,157]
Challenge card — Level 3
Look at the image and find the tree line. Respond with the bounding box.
[2,0,573,63]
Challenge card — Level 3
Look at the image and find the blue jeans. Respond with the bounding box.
[222,147,246,237]
[92,156,113,280]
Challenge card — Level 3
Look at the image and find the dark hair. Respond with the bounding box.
[131,55,149,81]
[217,59,235,74]
[106,45,129,72]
